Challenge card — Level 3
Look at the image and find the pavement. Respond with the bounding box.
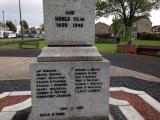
[0,49,159,77]
[0,49,160,120]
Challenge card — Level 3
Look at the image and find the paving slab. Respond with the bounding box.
[0,57,159,82]
[0,57,35,80]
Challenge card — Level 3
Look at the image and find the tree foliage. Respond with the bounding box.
[40,24,44,31]
[96,0,160,40]
[20,20,29,29]
[6,20,17,33]
[111,16,122,37]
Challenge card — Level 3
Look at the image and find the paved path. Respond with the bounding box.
[0,57,159,82]
[0,57,35,80]
[0,49,160,120]
[0,49,159,77]
[0,85,160,120]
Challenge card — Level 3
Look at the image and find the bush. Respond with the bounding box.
[95,34,111,39]
[128,40,133,45]
[116,37,121,43]
[116,49,125,53]
[95,38,115,44]
[137,32,160,40]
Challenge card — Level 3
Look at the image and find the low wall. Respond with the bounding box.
[117,45,139,54]
[117,44,160,56]
[137,45,160,56]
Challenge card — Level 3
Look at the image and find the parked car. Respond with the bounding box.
[0,32,3,38]
[8,33,16,38]
[16,34,34,38]
[0,31,16,38]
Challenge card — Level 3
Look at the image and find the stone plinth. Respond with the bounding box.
[38,47,103,62]
[30,60,110,120]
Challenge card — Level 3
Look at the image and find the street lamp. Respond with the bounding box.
[2,10,5,32]
[19,0,23,41]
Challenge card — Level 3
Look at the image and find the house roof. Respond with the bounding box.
[96,22,109,27]
[111,16,151,25]
[152,25,160,28]
[133,16,150,22]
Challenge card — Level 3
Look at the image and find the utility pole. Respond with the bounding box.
[19,0,23,41]
[2,10,5,32]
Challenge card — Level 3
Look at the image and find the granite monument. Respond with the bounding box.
[29,0,110,120]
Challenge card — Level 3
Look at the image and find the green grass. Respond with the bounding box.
[95,39,160,52]
[95,44,117,53]
[0,39,160,53]
[0,38,36,43]
[121,40,160,45]
[0,41,46,49]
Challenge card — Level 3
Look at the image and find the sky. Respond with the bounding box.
[0,0,160,27]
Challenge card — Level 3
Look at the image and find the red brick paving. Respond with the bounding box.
[0,96,30,111]
[110,91,160,120]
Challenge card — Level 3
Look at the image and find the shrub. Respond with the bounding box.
[95,34,111,39]
[116,49,125,53]
[116,37,121,43]
[137,32,160,40]
[128,40,133,45]
[96,38,115,44]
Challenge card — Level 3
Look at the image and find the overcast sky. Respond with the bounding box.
[0,0,160,27]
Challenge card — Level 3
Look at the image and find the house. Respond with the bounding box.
[132,17,152,39]
[111,17,152,39]
[95,22,110,38]
[0,21,9,32]
[28,27,37,35]
[152,25,160,33]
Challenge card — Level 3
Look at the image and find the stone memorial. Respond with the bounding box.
[29,0,110,120]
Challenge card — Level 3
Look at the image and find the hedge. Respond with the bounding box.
[137,32,160,40]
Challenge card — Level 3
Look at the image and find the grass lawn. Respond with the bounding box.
[96,39,160,52]
[121,40,160,45]
[0,38,36,43]
[95,44,117,53]
[0,39,159,53]
[0,41,46,49]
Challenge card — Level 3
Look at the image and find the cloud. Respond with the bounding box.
[150,10,160,26]
[0,0,43,26]
[0,0,159,27]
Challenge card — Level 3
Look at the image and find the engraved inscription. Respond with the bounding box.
[55,10,85,28]
[36,69,71,99]
[35,66,103,118]
[74,68,103,93]
[39,106,84,118]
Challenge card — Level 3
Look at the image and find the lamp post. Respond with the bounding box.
[2,10,5,32]
[19,0,23,41]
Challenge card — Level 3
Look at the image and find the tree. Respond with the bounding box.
[6,20,17,33]
[96,0,160,41]
[20,20,29,29]
[111,16,121,38]
[40,24,44,31]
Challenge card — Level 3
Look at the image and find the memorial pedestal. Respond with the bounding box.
[29,57,110,120]
[29,0,110,119]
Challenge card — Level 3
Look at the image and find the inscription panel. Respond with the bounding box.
[31,60,110,120]
[43,0,95,46]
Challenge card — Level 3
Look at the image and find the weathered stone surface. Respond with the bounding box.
[30,59,110,120]
[43,0,95,46]
[37,47,103,62]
